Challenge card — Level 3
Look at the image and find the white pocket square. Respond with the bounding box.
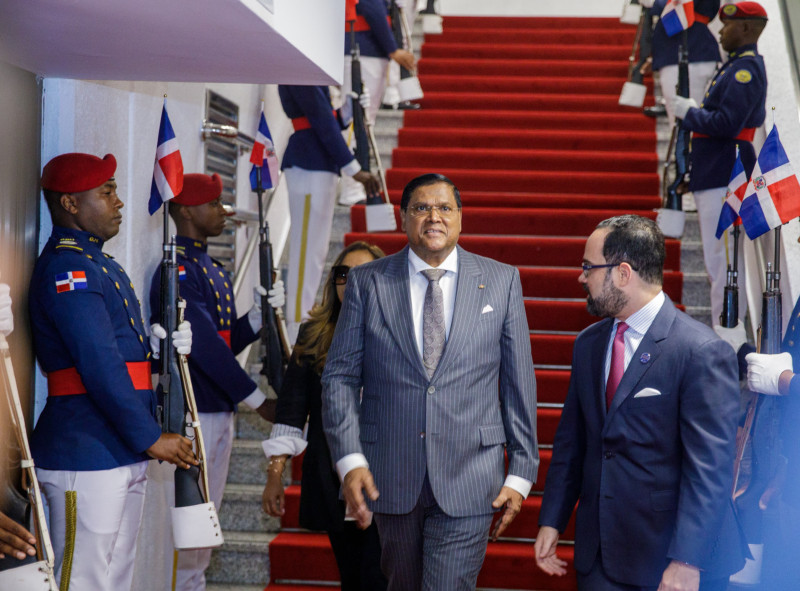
[633,387,661,398]
[481,304,493,314]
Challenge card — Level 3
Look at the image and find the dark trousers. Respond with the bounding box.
[577,553,730,591]
[327,520,387,591]
[373,474,493,591]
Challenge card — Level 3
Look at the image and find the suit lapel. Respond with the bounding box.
[374,247,428,379]
[433,247,483,380]
[604,298,676,427]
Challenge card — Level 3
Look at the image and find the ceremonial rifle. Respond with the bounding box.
[156,210,222,551]
[0,280,57,591]
[663,29,690,211]
[253,167,291,394]
[731,229,784,583]
[349,11,395,230]
[720,224,741,328]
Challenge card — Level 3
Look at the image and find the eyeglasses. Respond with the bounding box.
[581,262,638,278]
[581,262,619,278]
[332,265,350,286]
[405,203,459,217]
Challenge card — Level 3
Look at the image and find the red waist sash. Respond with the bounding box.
[48,361,152,396]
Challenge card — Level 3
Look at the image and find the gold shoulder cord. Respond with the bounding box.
[59,490,77,591]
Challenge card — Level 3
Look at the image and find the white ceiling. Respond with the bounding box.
[0,0,340,84]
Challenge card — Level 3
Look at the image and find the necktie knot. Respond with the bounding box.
[422,268,446,283]
[616,322,629,339]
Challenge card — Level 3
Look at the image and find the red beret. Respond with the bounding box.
[720,2,768,20]
[41,153,116,193]
[172,173,223,206]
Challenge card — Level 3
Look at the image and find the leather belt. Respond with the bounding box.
[292,110,337,132]
[48,361,152,396]
[348,14,392,32]
[218,329,232,349]
[693,128,756,142]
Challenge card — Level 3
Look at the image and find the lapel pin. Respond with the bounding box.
[639,352,651,364]
[478,284,485,289]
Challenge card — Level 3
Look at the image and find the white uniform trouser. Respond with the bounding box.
[694,186,749,325]
[340,55,389,205]
[659,61,718,128]
[174,411,234,591]
[38,461,149,591]
[383,2,418,107]
[286,167,339,342]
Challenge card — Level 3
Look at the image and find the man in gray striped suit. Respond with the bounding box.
[322,173,538,590]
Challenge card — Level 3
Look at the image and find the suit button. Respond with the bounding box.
[604,451,615,459]
[427,386,435,394]
[420,431,426,439]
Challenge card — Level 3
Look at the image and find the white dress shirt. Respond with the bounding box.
[337,246,532,500]
[603,291,666,384]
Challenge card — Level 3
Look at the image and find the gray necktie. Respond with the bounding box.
[422,268,446,378]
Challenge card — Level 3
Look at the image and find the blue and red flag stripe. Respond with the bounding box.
[55,271,88,293]
[661,0,695,37]
[148,100,184,215]
[739,125,800,239]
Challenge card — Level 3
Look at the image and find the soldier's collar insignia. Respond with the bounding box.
[739,50,756,57]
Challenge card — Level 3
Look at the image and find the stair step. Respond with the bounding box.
[344,234,681,271]
[384,189,662,210]
[220,483,281,533]
[268,532,576,589]
[421,41,631,61]
[206,531,274,586]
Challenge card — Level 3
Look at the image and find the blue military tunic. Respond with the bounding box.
[683,43,767,191]
[344,0,397,58]
[149,236,258,413]
[279,85,356,174]
[29,226,161,471]
[650,0,721,71]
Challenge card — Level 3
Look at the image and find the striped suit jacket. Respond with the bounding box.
[321,245,539,517]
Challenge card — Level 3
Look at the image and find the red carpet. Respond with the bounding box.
[267,15,664,591]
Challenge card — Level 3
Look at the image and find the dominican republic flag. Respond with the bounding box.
[178,265,187,281]
[249,108,279,191]
[715,151,748,238]
[739,125,800,239]
[148,100,184,215]
[55,271,88,293]
[661,0,695,37]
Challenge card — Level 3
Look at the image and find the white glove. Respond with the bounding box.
[248,286,266,332]
[0,283,12,337]
[639,0,655,7]
[149,321,193,358]
[673,96,698,120]
[349,88,371,111]
[746,352,793,396]
[714,324,748,353]
[268,280,285,310]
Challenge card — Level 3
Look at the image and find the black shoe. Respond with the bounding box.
[644,104,667,118]
[397,101,421,110]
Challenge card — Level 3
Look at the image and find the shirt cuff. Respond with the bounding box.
[261,424,308,458]
[335,453,369,482]
[341,159,361,177]
[242,387,267,410]
[504,474,532,498]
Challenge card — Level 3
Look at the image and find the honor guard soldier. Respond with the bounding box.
[674,1,768,329]
[148,173,284,590]
[150,174,285,591]
[745,296,800,589]
[278,85,380,342]
[340,0,415,205]
[0,283,38,563]
[30,153,196,590]
[644,0,721,125]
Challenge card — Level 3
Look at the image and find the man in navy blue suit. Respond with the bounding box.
[535,215,746,591]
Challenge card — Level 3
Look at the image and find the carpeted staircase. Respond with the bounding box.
[264,15,681,591]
